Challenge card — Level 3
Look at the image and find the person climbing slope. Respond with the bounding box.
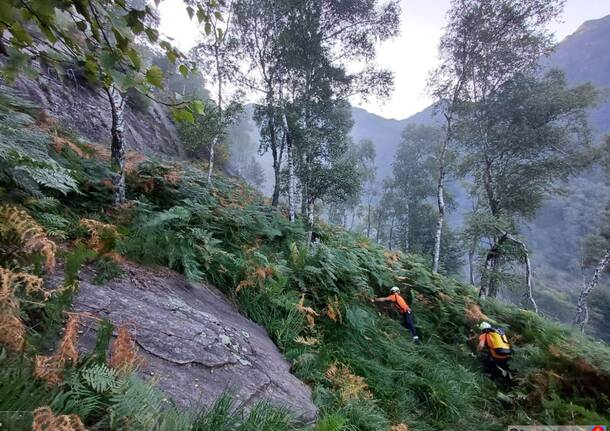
[372,286,420,342]
[477,321,513,379]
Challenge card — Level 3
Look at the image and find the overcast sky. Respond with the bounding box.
[158,0,610,120]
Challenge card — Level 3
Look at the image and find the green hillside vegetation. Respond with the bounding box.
[1,90,609,430]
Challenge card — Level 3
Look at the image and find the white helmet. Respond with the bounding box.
[479,321,492,331]
[390,286,400,293]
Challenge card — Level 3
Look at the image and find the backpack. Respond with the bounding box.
[486,327,513,357]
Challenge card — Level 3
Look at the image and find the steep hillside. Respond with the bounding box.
[1,87,609,430]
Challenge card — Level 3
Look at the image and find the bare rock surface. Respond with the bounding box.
[71,261,317,424]
[10,72,185,157]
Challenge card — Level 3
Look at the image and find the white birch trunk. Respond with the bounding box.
[208,44,223,185]
[283,111,296,222]
[208,135,217,184]
[106,84,126,206]
[574,248,610,332]
[432,169,445,273]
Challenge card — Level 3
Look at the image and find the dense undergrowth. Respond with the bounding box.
[1,88,609,430]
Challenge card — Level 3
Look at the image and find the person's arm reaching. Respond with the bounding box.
[477,334,486,353]
[372,295,393,303]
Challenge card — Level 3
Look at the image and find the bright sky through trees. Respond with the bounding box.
[158,0,610,120]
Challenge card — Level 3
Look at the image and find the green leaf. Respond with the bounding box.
[172,108,194,124]
[186,6,194,20]
[0,2,14,22]
[112,27,129,52]
[83,56,99,82]
[179,64,189,78]
[146,65,164,88]
[145,27,159,43]
[204,22,212,35]
[126,10,145,34]
[165,48,177,64]
[214,11,223,21]
[76,20,88,32]
[10,22,33,45]
[100,50,119,71]
[217,28,223,39]
[127,48,142,70]
[191,100,205,115]
[196,9,206,24]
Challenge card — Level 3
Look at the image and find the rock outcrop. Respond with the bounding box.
[70,262,317,424]
[10,71,185,157]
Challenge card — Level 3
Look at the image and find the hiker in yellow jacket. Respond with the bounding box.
[372,286,420,343]
[477,321,513,378]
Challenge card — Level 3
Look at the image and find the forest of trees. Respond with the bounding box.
[1,0,609,333]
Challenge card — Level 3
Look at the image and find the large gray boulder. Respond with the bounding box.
[71,262,317,424]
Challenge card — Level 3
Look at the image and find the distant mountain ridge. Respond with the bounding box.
[352,14,610,179]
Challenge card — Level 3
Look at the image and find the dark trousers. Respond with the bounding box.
[402,311,418,338]
[483,354,510,379]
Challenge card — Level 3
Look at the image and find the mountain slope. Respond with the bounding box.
[350,106,437,179]
[1,89,610,429]
[546,14,610,135]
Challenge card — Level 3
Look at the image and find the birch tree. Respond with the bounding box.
[460,71,596,299]
[428,0,566,273]
[574,140,610,331]
[191,0,238,184]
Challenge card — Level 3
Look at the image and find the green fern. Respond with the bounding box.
[81,364,120,393]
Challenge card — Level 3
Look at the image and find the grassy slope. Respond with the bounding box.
[1,90,609,430]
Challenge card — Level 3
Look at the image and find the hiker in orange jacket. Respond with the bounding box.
[372,286,420,342]
[477,321,513,378]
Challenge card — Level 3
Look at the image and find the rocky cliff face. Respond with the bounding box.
[68,261,317,424]
[11,70,185,158]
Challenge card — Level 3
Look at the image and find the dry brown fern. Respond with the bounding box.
[53,135,88,158]
[34,354,64,386]
[109,326,141,372]
[390,424,411,431]
[32,406,87,431]
[78,218,119,253]
[236,266,273,293]
[57,315,80,365]
[325,362,371,402]
[326,296,342,323]
[294,336,319,346]
[1,267,46,305]
[0,205,56,272]
[34,315,82,385]
[0,313,26,353]
[297,294,319,329]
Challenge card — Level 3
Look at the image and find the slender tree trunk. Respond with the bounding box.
[388,214,395,250]
[505,233,537,313]
[106,84,126,206]
[350,209,355,231]
[375,210,383,243]
[283,112,296,222]
[574,248,610,332]
[433,136,448,273]
[468,239,476,285]
[271,138,281,207]
[366,201,372,238]
[433,167,445,273]
[523,251,537,313]
[208,45,223,185]
[480,235,504,298]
